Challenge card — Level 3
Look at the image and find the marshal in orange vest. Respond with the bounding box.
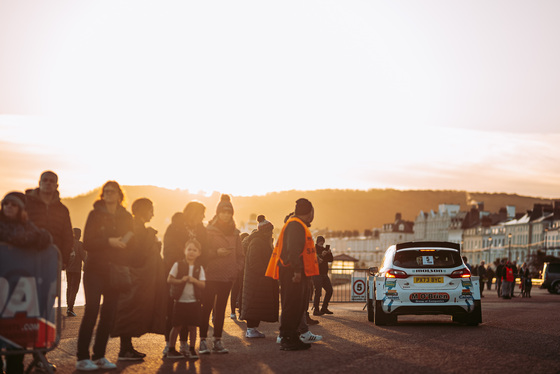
[265,216,319,279]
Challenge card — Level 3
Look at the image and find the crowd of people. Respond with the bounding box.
[1,172,333,373]
[463,256,534,299]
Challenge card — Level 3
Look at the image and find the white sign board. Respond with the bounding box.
[351,276,367,301]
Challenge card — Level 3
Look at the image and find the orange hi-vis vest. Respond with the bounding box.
[265,217,319,279]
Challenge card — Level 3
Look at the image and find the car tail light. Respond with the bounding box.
[385,269,409,279]
[449,268,471,278]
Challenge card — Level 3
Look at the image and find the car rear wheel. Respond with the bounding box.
[367,298,374,322]
[453,300,482,326]
[552,281,560,295]
[465,300,482,326]
[374,300,397,325]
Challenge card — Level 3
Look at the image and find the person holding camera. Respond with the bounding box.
[312,236,334,316]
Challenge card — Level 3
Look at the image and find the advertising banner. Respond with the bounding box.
[0,243,58,349]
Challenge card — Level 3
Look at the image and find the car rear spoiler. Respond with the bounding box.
[396,241,461,253]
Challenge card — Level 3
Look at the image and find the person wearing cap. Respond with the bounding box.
[240,215,279,338]
[25,171,74,269]
[266,198,320,351]
[0,192,52,374]
[199,194,244,354]
[0,192,52,249]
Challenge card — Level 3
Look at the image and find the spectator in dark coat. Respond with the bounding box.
[312,236,334,315]
[111,198,167,361]
[486,265,495,290]
[0,191,52,374]
[231,232,249,320]
[66,228,86,317]
[199,194,244,354]
[76,181,134,371]
[240,215,279,338]
[477,261,487,297]
[25,171,73,269]
[495,259,505,297]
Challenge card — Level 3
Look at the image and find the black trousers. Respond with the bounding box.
[200,281,232,339]
[66,271,82,310]
[279,267,308,338]
[76,269,120,361]
[313,274,333,310]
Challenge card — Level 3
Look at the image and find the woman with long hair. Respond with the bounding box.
[198,194,244,354]
[76,181,133,371]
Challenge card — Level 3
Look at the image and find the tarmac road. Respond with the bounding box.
[21,287,560,374]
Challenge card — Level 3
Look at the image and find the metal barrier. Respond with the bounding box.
[0,243,62,374]
[312,268,369,303]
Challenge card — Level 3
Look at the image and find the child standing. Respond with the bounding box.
[167,239,206,359]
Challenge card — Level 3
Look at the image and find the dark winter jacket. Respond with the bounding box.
[315,244,333,276]
[25,188,73,266]
[111,217,167,337]
[205,218,244,282]
[0,213,52,249]
[279,220,307,273]
[163,212,208,273]
[82,200,133,272]
[67,238,86,273]
[240,227,279,323]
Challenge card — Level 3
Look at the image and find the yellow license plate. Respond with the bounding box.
[414,277,444,283]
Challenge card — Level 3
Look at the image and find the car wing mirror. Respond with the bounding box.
[369,267,378,276]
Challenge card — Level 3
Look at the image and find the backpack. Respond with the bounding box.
[169,260,202,301]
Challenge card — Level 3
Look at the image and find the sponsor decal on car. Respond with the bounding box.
[385,280,397,287]
[461,280,473,287]
[414,269,445,273]
[461,289,472,296]
[459,295,474,300]
[409,292,450,303]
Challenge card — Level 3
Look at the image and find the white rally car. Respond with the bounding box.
[366,241,481,326]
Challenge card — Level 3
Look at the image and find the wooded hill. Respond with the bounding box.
[62,186,558,236]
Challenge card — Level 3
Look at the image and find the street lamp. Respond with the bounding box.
[488,237,493,264]
[508,233,512,261]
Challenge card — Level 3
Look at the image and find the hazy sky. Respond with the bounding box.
[1,1,559,199]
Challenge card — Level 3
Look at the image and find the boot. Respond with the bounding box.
[280,334,311,351]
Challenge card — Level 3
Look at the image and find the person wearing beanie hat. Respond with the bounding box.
[257,214,274,231]
[199,194,244,354]
[0,192,52,373]
[294,198,313,216]
[2,191,26,210]
[240,215,278,338]
[216,194,234,215]
[0,191,52,249]
[266,198,319,351]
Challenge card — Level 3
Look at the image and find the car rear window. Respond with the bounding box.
[393,249,462,269]
[547,263,560,273]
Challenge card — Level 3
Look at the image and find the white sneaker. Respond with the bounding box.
[246,328,265,338]
[179,341,188,356]
[276,335,282,344]
[199,339,211,354]
[300,330,323,344]
[93,357,117,370]
[76,359,98,371]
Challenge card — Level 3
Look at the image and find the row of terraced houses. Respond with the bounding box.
[327,201,560,268]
